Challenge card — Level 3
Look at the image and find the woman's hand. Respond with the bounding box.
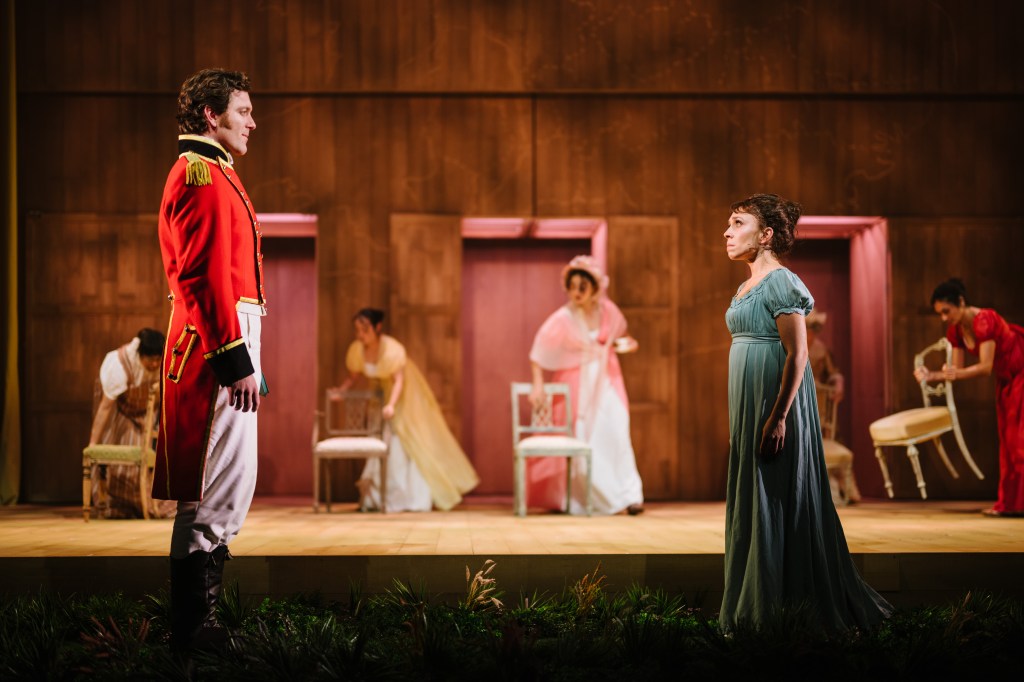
[940,363,958,381]
[913,366,932,383]
[759,414,786,458]
[382,404,395,420]
[529,383,546,411]
[614,336,639,354]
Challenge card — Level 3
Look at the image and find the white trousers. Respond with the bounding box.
[170,310,262,558]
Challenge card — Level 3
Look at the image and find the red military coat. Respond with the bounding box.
[153,135,266,501]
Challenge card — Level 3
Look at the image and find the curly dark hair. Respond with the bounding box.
[176,68,251,135]
[730,193,802,257]
[930,278,969,307]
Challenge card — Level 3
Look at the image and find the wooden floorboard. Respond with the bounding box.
[1,498,1021,558]
[2,498,1022,606]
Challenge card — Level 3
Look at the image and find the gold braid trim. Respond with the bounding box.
[182,152,212,186]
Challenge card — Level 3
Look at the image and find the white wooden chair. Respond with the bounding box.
[869,338,985,499]
[816,381,861,506]
[81,381,159,521]
[312,389,388,513]
[510,382,592,517]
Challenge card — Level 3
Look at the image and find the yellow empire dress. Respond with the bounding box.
[346,336,479,511]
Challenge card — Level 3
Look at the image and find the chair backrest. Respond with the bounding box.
[814,381,841,440]
[140,381,159,463]
[323,389,384,438]
[914,338,958,410]
[510,382,575,444]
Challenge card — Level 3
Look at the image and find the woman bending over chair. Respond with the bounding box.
[336,308,479,512]
[914,278,1024,517]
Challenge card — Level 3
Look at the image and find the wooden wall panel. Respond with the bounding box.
[608,217,679,500]
[23,214,166,502]
[388,215,463,439]
[16,1,1023,94]
[13,0,1024,502]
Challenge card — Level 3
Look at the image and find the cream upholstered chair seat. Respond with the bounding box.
[868,407,951,442]
[314,437,388,456]
[516,435,588,452]
[312,389,388,513]
[510,382,592,517]
[869,338,984,500]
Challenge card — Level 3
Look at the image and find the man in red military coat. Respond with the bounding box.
[155,68,265,656]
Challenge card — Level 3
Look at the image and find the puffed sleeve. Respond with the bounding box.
[973,309,998,343]
[98,350,128,400]
[762,269,814,319]
[345,340,364,375]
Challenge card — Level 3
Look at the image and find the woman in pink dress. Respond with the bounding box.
[914,278,1024,516]
[527,255,644,515]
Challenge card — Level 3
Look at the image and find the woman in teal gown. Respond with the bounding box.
[720,193,891,632]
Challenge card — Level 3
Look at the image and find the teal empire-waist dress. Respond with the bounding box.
[720,267,891,631]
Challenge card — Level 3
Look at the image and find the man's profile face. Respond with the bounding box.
[209,90,255,157]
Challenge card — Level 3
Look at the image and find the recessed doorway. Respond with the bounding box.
[460,238,590,494]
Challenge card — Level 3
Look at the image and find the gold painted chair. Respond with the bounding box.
[312,389,388,513]
[816,381,861,506]
[81,381,159,521]
[869,338,985,499]
[510,382,592,517]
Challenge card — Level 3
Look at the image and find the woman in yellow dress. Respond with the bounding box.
[337,308,479,511]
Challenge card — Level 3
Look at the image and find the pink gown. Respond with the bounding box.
[947,309,1024,513]
[527,298,644,514]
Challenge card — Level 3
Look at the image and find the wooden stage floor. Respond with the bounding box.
[2,498,1023,607]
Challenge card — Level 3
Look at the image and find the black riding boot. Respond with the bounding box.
[170,544,231,655]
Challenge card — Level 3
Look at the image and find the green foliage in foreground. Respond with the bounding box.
[2,563,1023,680]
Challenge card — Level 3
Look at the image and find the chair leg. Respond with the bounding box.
[312,456,320,513]
[951,422,985,480]
[829,471,845,506]
[564,456,573,515]
[325,460,333,513]
[906,443,927,499]
[514,455,526,517]
[933,438,960,479]
[82,460,92,522]
[379,455,388,514]
[844,462,861,503]
[139,462,151,521]
[874,447,894,498]
[584,454,592,516]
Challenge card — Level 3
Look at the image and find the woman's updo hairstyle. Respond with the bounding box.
[930,278,969,307]
[354,307,386,328]
[730,193,802,257]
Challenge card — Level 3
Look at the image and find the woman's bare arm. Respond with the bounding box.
[760,312,809,457]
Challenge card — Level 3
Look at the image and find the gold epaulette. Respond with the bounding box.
[182,152,212,186]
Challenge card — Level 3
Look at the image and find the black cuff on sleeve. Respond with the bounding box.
[207,343,255,387]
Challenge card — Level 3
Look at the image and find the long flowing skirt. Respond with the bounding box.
[358,429,433,512]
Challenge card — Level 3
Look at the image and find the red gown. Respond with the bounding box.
[947,309,1024,513]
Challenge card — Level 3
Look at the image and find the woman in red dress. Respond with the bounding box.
[914,278,1024,516]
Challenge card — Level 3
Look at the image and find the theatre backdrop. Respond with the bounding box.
[4,0,1023,505]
